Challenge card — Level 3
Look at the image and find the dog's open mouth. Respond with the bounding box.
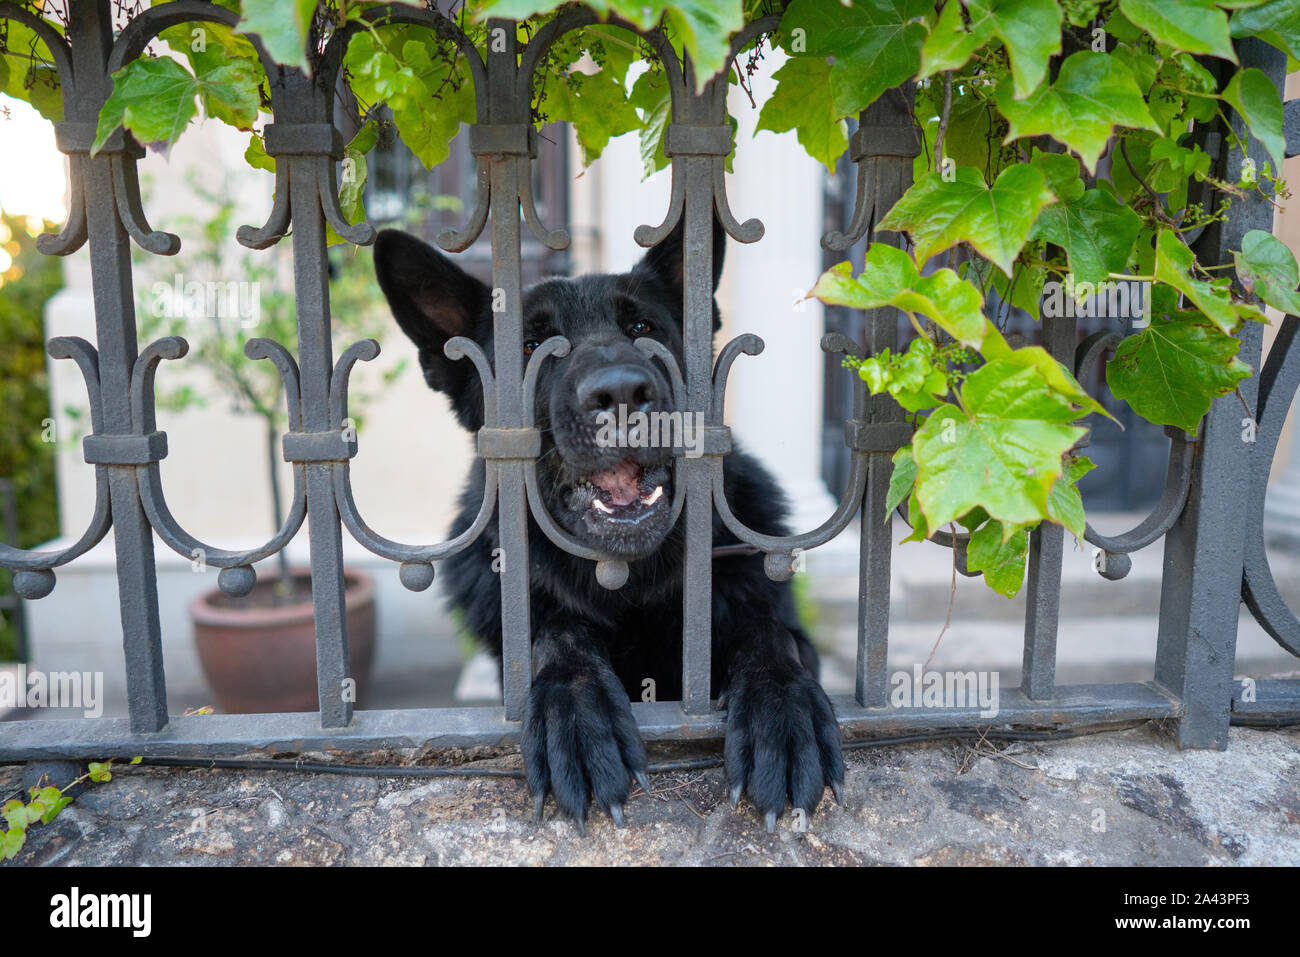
[560,458,673,553]
[574,459,669,523]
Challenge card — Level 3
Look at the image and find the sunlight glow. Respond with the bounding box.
[0,94,69,225]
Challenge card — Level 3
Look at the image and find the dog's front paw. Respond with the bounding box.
[724,665,845,831]
[522,665,649,834]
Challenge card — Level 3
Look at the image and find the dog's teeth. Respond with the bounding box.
[593,499,613,514]
[641,485,664,505]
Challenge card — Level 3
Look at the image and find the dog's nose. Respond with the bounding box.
[576,364,657,416]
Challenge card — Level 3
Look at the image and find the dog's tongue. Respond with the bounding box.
[590,460,641,507]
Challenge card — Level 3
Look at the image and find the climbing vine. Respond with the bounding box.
[1,757,137,860]
[2,0,1298,596]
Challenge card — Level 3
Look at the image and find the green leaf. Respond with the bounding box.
[892,271,989,347]
[480,1,744,86]
[1030,150,1085,203]
[93,56,260,156]
[2,828,24,861]
[921,0,1063,99]
[660,1,746,91]
[245,132,275,172]
[1148,137,1213,205]
[344,31,475,171]
[847,338,959,411]
[886,445,917,516]
[1230,0,1300,60]
[26,64,65,122]
[911,361,1087,530]
[1151,54,1220,129]
[327,135,369,247]
[878,165,1057,276]
[903,490,930,543]
[980,327,1113,419]
[967,255,1049,316]
[1106,318,1253,434]
[813,247,919,306]
[1222,67,1286,171]
[630,68,672,178]
[809,249,988,347]
[957,506,991,531]
[194,60,262,133]
[1118,0,1237,62]
[159,20,263,130]
[918,81,1000,176]
[2,54,65,121]
[41,796,73,824]
[2,799,32,830]
[995,51,1161,173]
[782,0,931,117]
[967,520,1029,597]
[475,0,566,15]
[545,58,643,164]
[1046,455,1096,537]
[1031,188,1143,286]
[920,0,987,78]
[1,17,66,121]
[93,57,199,155]
[238,0,317,73]
[1235,229,1300,315]
[756,56,849,174]
[1155,230,1258,334]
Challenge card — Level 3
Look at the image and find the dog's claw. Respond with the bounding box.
[715,691,729,711]
[729,782,743,810]
[764,810,777,834]
[831,780,845,807]
[573,811,587,837]
[634,770,652,795]
[533,792,546,823]
[610,804,626,828]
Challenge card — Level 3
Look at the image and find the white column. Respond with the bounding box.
[719,55,840,546]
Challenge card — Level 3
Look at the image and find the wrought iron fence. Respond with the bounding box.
[0,0,1297,760]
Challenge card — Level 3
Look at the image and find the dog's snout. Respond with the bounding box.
[576,364,657,416]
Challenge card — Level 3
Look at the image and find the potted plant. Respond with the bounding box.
[137,177,406,713]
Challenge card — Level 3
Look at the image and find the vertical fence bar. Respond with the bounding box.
[279,70,353,728]
[70,0,168,732]
[486,20,532,722]
[1153,37,1284,748]
[1021,312,1074,698]
[675,61,717,715]
[854,87,914,707]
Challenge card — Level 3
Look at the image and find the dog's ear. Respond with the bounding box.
[374,229,489,396]
[634,211,726,328]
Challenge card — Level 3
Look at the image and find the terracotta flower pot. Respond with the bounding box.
[191,569,376,714]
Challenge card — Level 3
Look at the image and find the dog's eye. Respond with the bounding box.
[523,340,542,355]
[629,320,653,337]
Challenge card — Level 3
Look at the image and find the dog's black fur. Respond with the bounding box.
[374,218,844,832]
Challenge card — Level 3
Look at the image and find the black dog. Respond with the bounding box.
[374,218,844,832]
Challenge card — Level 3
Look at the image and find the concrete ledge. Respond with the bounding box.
[4,724,1297,866]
